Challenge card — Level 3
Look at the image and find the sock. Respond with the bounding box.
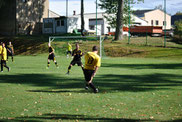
[47,62,50,67]
[55,62,58,67]
[68,66,71,72]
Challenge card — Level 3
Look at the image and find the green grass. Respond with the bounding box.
[0,55,182,121]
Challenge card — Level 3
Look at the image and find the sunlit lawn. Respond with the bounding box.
[0,55,182,121]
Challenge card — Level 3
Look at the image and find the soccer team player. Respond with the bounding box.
[1,42,10,72]
[83,46,101,93]
[7,41,14,62]
[47,43,59,69]
[66,43,84,75]
[66,42,72,58]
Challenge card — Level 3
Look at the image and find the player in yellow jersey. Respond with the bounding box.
[1,43,10,72]
[7,41,14,62]
[84,46,101,93]
[46,43,59,69]
[66,42,72,58]
[0,42,2,55]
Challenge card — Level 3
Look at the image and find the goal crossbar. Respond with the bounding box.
[48,35,104,58]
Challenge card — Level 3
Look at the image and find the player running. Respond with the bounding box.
[84,46,101,93]
[46,43,59,69]
[66,43,84,75]
[66,42,72,58]
[0,42,2,55]
[7,41,14,62]
[1,43,10,72]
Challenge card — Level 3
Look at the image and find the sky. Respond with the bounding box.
[49,0,182,16]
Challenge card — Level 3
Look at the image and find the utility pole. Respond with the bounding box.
[96,0,98,36]
[164,0,166,47]
[128,0,131,44]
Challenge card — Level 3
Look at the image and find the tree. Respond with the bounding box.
[174,20,182,39]
[115,0,124,40]
[81,0,85,36]
[175,11,182,15]
[99,0,144,41]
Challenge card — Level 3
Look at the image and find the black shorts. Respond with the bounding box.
[84,69,95,82]
[70,60,82,66]
[67,51,72,55]
[48,54,55,60]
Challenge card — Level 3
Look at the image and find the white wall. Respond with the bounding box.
[145,9,171,29]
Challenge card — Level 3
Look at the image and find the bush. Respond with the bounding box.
[174,20,182,39]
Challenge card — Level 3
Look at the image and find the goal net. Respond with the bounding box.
[48,36,106,58]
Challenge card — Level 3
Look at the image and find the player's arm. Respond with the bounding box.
[7,48,11,53]
[12,46,14,54]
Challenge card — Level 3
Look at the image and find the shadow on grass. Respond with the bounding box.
[0,72,182,93]
[102,63,182,69]
[1,113,153,122]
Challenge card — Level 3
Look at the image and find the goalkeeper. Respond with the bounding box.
[66,43,84,75]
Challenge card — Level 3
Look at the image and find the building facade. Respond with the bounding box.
[0,0,49,35]
[43,12,148,35]
[134,9,171,30]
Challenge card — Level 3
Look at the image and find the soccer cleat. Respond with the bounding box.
[46,67,49,69]
[56,66,59,69]
[66,72,70,75]
[94,88,99,93]
[85,86,89,90]
[1,71,3,72]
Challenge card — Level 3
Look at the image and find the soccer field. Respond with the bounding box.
[0,55,182,121]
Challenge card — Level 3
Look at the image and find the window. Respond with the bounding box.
[151,20,153,25]
[57,20,60,26]
[61,20,64,26]
[163,21,167,26]
[89,25,95,30]
[156,20,159,25]
[22,0,27,3]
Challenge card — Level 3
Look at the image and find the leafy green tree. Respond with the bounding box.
[174,20,182,38]
[99,0,143,40]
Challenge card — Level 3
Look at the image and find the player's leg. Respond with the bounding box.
[66,51,69,58]
[53,57,59,68]
[11,53,14,62]
[78,61,84,71]
[66,60,75,74]
[47,58,50,69]
[1,60,3,72]
[84,69,98,93]
[66,64,73,75]
[3,61,10,72]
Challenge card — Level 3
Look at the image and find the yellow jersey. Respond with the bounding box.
[1,47,7,61]
[68,43,72,51]
[84,52,101,70]
[0,45,2,55]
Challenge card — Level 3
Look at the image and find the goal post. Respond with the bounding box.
[48,35,105,58]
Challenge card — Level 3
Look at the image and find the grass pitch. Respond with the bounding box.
[0,55,182,121]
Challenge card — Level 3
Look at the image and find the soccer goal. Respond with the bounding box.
[48,36,106,58]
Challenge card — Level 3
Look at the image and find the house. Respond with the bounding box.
[0,0,49,35]
[43,16,79,34]
[43,12,148,35]
[134,9,171,30]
